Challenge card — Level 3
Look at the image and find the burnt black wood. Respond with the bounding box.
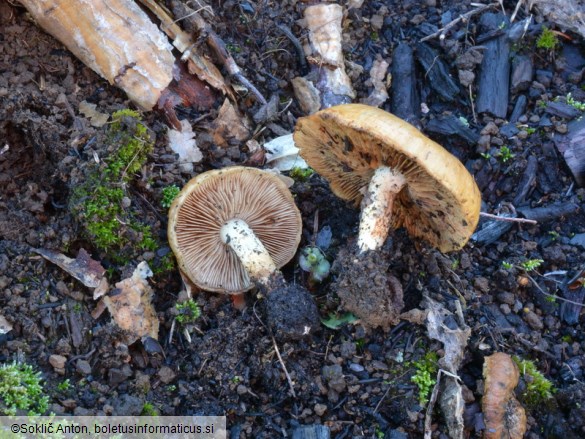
[476,13,510,118]
[415,42,459,102]
[391,43,420,127]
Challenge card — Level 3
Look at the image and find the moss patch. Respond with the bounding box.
[69,109,157,263]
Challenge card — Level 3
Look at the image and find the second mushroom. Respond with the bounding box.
[293,104,481,327]
[167,166,319,340]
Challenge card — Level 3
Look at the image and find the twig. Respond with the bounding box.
[420,3,499,42]
[524,272,585,307]
[480,211,538,224]
[252,302,297,398]
[276,24,307,72]
[271,335,297,398]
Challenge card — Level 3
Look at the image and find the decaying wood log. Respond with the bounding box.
[415,43,459,102]
[554,116,585,186]
[19,0,260,130]
[476,13,511,118]
[19,0,176,111]
[391,43,420,127]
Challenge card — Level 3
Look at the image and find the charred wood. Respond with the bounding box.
[517,202,580,222]
[415,43,459,102]
[554,117,585,186]
[391,43,420,127]
[476,13,511,118]
[510,55,533,94]
[425,115,479,145]
[513,155,538,206]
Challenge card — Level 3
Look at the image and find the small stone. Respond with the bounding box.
[314,403,327,416]
[497,292,515,305]
[76,360,92,376]
[236,384,248,395]
[349,363,364,373]
[499,304,511,314]
[529,115,540,123]
[555,123,568,134]
[49,354,67,370]
[523,310,544,330]
[158,366,176,384]
[55,281,69,296]
[481,121,499,136]
[474,277,490,294]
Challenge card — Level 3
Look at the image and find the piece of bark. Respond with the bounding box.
[391,43,420,127]
[19,0,175,111]
[425,115,479,145]
[513,155,538,206]
[476,13,511,118]
[517,202,580,222]
[510,55,533,93]
[415,43,459,102]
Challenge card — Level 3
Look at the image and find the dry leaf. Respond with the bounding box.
[168,119,202,173]
[79,101,110,127]
[212,99,250,147]
[102,262,159,344]
[482,352,527,439]
[35,248,109,298]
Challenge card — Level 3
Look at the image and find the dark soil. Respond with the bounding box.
[2,0,585,438]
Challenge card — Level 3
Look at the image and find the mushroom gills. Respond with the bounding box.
[220,218,277,283]
[357,166,406,252]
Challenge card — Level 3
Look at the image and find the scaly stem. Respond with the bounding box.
[220,219,276,283]
[357,167,407,253]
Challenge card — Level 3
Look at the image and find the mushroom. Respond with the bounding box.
[167,166,319,339]
[294,104,481,254]
[293,104,481,327]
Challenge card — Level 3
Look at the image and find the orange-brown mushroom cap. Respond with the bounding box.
[293,104,481,252]
[167,167,302,293]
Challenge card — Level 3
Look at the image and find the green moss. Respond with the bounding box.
[536,26,559,51]
[411,352,438,406]
[140,402,159,416]
[175,299,201,325]
[69,109,158,263]
[161,185,180,209]
[0,362,49,415]
[289,166,314,182]
[513,357,555,405]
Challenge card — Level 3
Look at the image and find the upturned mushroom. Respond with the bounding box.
[293,104,481,327]
[167,166,319,339]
